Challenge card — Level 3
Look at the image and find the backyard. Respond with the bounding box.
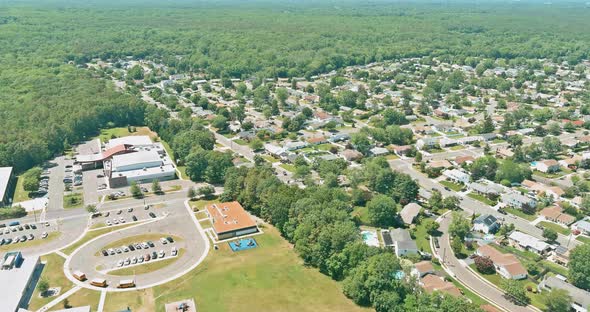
[467,193,496,206]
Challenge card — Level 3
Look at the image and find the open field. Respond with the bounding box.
[27,253,74,311]
[352,206,370,225]
[48,288,101,311]
[12,174,30,203]
[96,126,157,144]
[104,226,368,312]
[467,193,496,206]
[440,180,463,192]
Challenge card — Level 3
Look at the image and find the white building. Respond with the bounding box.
[107,150,176,187]
[0,251,41,312]
[442,169,470,184]
[104,135,153,150]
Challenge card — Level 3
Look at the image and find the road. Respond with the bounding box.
[389,158,578,248]
[434,214,534,312]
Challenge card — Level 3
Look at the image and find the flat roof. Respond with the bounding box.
[0,167,13,200]
[105,135,153,149]
[112,150,162,171]
[206,201,257,235]
[0,253,39,312]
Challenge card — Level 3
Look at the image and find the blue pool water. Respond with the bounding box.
[229,238,258,252]
[530,161,538,166]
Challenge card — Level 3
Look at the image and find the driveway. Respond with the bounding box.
[435,214,534,312]
[47,156,67,211]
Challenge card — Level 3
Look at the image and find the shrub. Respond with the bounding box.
[474,255,496,274]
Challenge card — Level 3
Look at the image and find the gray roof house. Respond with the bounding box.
[539,276,590,312]
[383,228,418,257]
[472,214,500,234]
[400,203,421,225]
[501,191,537,209]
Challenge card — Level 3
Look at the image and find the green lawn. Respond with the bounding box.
[0,232,60,252]
[468,264,545,309]
[538,221,571,235]
[449,145,466,150]
[280,163,296,173]
[440,180,464,192]
[233,139,248,145]
[447,276,488,306]
[108,249,186,276]
[413,222,433,254]
[160,139,176,163]
[467,193,496,206]
[261,155,279,163]
[189,197,219,212]
[576,235,590,244]
[63,193,83,209]
[48,288,101,311]
[386,154,399,160]
[176,166,189,180]
[352,206,370,226]
[105,226,369,312]
[27,253,75,311]
[12,173,31,203]
[199,219,212,228]
[503,207,537,221]
[96,126,156,144]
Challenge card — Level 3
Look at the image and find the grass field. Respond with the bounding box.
[48,288,101,311]
[189,198,219,212]
[503,207,537,221]
[352,206,370,225]
[467,193,496,206]
[199,219,212,228]
[538,221,571,235]
[279,163,295,173]
[63,192,83,209]
[108,249,186,276]
[61,224,134,255]
[440,180,463,192]
[104,226,368,312]
[449,145,466,150]
[385,154,399,160]
[12,174,30,203]
[27,253,75,311]
[176,165,189,180]
[261,155,279,163]
[576,235,590,244]
[0,232,60,252]
[413,222,433,254]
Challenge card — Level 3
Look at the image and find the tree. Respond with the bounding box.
[351,132,371,155]
[249,138,263,151]
[428,189,443,211]
[85,204,97,214]
[443,196,460,210]
[422,218,439,235]
[187,186,197,200]
[276,87,288,105]
[448,212,470,241]
[542,228,558,242]
[151,179,162,194]
[542,288,572,312]
[496,160,531,184]
[451,237,464,255]
[197,185,215,199]
[569,244,590,291]
[501,279,530,306]
[127,65,144,80]
[366,194,397,227]
[542,136,562,159]
[474,256,495,274]
[211,115,229,131]
[130,181,143,198]
[470,156,498,181]
[37,278,50,296]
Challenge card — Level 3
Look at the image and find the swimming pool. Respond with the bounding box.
[361,230,380,247]
[229,238,258,252]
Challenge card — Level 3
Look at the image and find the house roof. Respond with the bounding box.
[206,201,257,235]
[474,214,498,227]
[543,276,590,309]
[400,203,421,224]
[455,156,475,164]
[420,274,462,297]
[508,231,550,252]
[414,261,434,274]
[477,244,527,276]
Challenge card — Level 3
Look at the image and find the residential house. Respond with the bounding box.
[508,231,551,255]
[341,149,363,162]
[551,246,570,266]
[429,160,453,170]
[416,138,439,150]
[469,180,504,197]
[411,261,435,278]
[539,206,575,226]
[535,160,560,173]
[476,244,527,280]
[572,220,590,235]
[328,133,350,143]
[307,136,327,145]
[559,156,582,170]
[439,137,458,148]
[370,147,389,156]
[454,156,475,166]
[392,145,413,157]
[384,228,418,257]
[442,169,471,185]
[501,191,537,209]
[264,144,286,157]
[473,214,500,234]
[400,203,421,225]
[539,276,590,312]
[284,141,308,151]
[419,274,462,297]
[496,148,514,159]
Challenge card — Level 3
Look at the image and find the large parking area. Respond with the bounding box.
[67,199,208,289]
[0,219,59,248]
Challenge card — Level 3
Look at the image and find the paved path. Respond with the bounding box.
[37,285,81,312]
[97,290,107,312]
[434,214,534,312]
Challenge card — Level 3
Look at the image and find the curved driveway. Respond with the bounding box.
[65,200,208,291]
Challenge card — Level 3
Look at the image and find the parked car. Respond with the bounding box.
[124,258,131,265]
[30,224,37,230]
[144,254,151,261]
[147,241,155,248]
[160,238,168,245]
[128,244,135,251]
[158,250,165,258]
[127,208,133,212]
[151,251,158,259]
[27,234,34,240]
[101,250,108,256]
[41,232,48,239]
[166,236,174,243]
[132,215,138,222]
[117,260,124,267]
[149,212,156,218]
[171,247,178,256]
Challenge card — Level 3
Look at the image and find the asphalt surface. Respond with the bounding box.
[435,214,534,312]
[67,197,207,289]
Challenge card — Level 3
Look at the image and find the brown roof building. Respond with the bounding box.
[476,244,527,280]
[420,274,462,297]
[206,201,258,240]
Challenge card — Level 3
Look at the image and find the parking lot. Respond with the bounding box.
[67,199,207,289]
[89,204,168,229]
[0,219,59,247]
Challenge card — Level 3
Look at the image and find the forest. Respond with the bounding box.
[1,0,590,172]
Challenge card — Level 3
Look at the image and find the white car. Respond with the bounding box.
[171,247,178,256]
[158,250,165,258]
[131,256,137,264]
[117,260,124,267]
[124,258,130,265]
[160,238,168,245]
[106,220,112,226]
[122,246,130,252]
[137,257,144,263]
[41,232,48,239]
[119,217,125,223]
[113,219,119,225]
[108,248,115,255]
